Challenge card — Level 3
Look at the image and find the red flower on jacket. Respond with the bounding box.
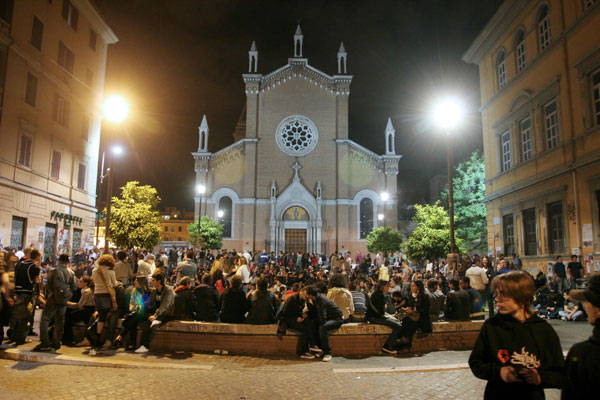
[497,349,510,364]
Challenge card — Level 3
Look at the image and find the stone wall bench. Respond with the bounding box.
[150,320,484,356]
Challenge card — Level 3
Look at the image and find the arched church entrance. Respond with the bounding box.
[282,206,309,254]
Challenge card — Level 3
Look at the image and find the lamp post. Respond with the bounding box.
[380,191,389,228]
[196,184,206,220]
[433,98,463,271]
[102,95,129,253]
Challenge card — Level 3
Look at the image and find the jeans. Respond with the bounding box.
[317,319,343,355]
[368,316,402,350]
[39,301,67,348]
[286,318,316,355]
[558,310,584,321]
[11,294,33,344]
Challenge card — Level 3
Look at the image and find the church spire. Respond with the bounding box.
[294,24,303,57]
[248,41,258,73]
[385,117,395,155]
[337,42,347,74]
[198,114,209,152]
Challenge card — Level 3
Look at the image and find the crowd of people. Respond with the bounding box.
[1,245,598,396]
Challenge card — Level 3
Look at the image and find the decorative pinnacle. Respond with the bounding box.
[200,114,208,129]
[338,42,346,53]
[250,41,257,51]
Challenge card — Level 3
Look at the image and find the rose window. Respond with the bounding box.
[276,115,318,156]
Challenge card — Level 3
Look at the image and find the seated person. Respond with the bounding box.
[348,281,367,322]
[425,279,445,321]
[63,276,95,346]
[280,285,319,359]
[193,273,220,322]
[220,275,249,323]
[305,285,344,361]
[559,290,585,321]
[444,279,471,321]
[114,275,151,351]
[398,280,432,349]
[366,280,401,355]
[326,274,354,322]
[173,276,194,321]
[459,276,485,320]
[246,277,276,324]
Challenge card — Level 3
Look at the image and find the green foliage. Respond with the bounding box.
[405,202,465,261]
[188,216,223,250]
[366,227,403,255]
[441,150,487,253]
[109,181,161,249]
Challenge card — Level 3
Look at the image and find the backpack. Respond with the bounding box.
[52,268,74,304]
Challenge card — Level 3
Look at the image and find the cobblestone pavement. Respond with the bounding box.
[0,358,561,400]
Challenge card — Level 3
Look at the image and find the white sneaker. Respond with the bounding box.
[88,349,96,356]
[300,352,316,359]
[322,354,332,362]
[135,345,149,353]
[309,346,323,354]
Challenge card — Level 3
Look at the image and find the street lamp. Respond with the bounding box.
[432,97,464,264]
[377,213,384,221]
[102,95,129,253]
[380,191,389,227]
[217,210,224,218]
[196,184,206,220]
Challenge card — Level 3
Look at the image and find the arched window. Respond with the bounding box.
[359,198,374,239]
[496,51,507,90]
[515,30,526,73]
[218,196,232,238]
[538,5,551,51]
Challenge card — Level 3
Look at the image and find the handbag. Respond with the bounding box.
[98,268,118,312]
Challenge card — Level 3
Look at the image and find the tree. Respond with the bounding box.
[405,202,465,261]
[366,227,403,255]
[188,216,223,250]
[441,150,487,253]
[109,181,162,249]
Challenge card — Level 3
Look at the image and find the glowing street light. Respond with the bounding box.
[103,95,129,123]
[217,210,224,218]
[112,145,124,155]
[196,184,206,220]
[196,184,206,194]
[432,97,464,261]
[380,192,389,202]
[377,213,384,221]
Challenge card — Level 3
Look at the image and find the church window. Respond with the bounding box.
[515,30,526,73]
[276,115,319,156]
[359,198,374,239]
[537,5,551,51]
[218,196,233,238]
[496,51,506,90]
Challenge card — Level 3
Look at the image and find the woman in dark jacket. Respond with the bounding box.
[246,278,276,324]
[469,271,563,399]
[398,279,431,349]
[220,275,248,323]
[173,276,194,321]
[193,273,220,321]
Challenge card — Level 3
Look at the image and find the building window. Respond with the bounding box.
[171,226,174,232]
[77,163,85,190]
[164,226,168,232]
[25,72,38,107]
[520,117,532,162]
[81,115,89,141]
[515,30,526,73]
[543,100,559,149]
[53,94,70,127]
[72,228,82,256]
[500,130,511,172]
[502,214,515,256]
[538,5,551,51]
[61,0,78,31]
[89,29,97,51]
[58,41,74,73]
[218,196,233,238]
[50,150,61,179]
[592,68,600,126]
[31,16,44,51]
[85,68,94,87]
[10,216,27,249]
[18,133,33,168]
[523,208,537,256]
[547,201,564,254]
[178,226,182,232]
[359,198,374,239]
[496,51,507,89]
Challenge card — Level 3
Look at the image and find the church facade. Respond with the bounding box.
[193,26,401,255]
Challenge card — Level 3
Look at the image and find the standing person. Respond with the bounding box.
[176,250,197,286]
[567,255,584,280]
[562,274,600,398]
[305,285,343,361]
[482,256,495,317]
[512,253,522,270]
[553,256,567,294]
[115,251,133,287]
[11,249,41,345]
[469,271,563,399]
[90,254,118,348]
[366,280,400,355]
[34,254,77,351]
[466,257,489,301]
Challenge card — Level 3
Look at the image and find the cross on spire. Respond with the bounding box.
[292,161,302,180]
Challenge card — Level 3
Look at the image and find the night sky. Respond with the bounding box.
[92,0,502,211]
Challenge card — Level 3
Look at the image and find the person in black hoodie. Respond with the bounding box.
[173,276,194,321]
[562,273,600,398]
[305,285,343,362]
[280,286,319,359]
[398,280,432,349]
[469,270,563,399]
[220,275,248,323]
[193,273,220,321]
